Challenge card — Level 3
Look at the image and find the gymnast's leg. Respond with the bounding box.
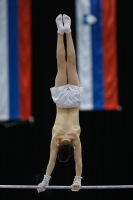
[55,14,67,87]
[63,14,79,86]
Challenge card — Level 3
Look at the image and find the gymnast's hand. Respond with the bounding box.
[71,182,81,191]
[71,176,82,192]
[37,175,51,193]
[37,180,47,193]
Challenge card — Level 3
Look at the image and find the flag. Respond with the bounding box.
[75,0,119,110]
[0,0,32,121]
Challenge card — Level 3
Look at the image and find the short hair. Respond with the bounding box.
[58,140,74,162]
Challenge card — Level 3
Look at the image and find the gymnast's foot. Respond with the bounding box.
[63,14,71,34]
[56,14,64,35]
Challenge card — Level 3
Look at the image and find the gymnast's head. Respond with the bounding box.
[58,140,74,162]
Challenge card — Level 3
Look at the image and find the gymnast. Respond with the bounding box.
[38,14,84,193]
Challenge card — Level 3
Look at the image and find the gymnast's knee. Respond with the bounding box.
[67,53,76,66]
[57,61,67,69]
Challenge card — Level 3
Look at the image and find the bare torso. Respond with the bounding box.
[52,107,81,145]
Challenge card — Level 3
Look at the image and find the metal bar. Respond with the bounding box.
[0,185,133,189]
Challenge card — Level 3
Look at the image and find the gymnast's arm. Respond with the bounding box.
[37,138,58,192]
[70,138,82,191]
[73,138,82,177]
[45,138,58,176]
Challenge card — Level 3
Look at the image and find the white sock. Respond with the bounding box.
[63,14,71,34]
[55,14,64,35]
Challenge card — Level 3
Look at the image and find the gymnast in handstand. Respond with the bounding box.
[38,14,84,192]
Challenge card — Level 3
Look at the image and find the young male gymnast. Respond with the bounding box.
[37,14,84,192]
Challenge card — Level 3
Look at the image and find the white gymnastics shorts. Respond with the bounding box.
[50,84,84,108]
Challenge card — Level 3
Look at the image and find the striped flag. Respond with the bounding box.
[75,0,119,110]
[0,0,32,121]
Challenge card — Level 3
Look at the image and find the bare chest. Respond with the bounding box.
[52,125,81,138]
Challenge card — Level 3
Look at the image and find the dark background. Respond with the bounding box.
[0,0,133,199]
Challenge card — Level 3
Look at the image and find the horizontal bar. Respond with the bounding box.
[0,185,133,189]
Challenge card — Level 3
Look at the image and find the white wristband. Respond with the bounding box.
[43,175,51,185]
[73,176,82,184]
